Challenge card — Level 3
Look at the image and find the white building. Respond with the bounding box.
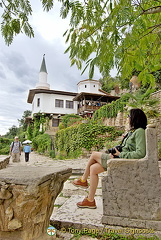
[27,55,119,133]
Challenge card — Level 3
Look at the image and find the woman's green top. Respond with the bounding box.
[120,128,146,159]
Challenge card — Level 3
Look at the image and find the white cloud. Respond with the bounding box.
[32,10,69,43]
[30,1,70,44]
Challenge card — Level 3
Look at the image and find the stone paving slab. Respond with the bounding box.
[55,197,69,206]
[50,195,104,229]
[0,164,72,185]
[51,162,161,239]
[51,195,161,239]
[0,155,9,160]
[62,188,88,197]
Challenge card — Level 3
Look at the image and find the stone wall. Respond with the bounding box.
[0,155,10,170]
[103,111,128,134]
[103,111,127,128]
[0,165,72,240]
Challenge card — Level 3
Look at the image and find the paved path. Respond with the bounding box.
[18,151,88,169]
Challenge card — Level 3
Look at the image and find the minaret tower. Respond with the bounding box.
[36,54,50,90]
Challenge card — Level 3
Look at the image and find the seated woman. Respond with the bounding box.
[72,108,147,209]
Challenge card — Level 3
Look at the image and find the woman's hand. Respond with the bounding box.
[109,153,114,159]
[113,147,120,157]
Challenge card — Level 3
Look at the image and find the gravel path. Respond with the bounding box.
[19,151,88,170]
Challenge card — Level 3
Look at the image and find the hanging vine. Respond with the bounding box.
[55,123,123,159]
[93,93,130,120]
[32,113,48,137]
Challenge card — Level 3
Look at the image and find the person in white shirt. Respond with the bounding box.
[10,136,22,162]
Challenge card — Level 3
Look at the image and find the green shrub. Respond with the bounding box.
[0,146,10,155]
[93,93,130,120]
[27,124,33,140]
[60,114,82,128]
[55,123,123,159]
[49,150,56,158]
[0,138,12,155]
[32,134,51,154]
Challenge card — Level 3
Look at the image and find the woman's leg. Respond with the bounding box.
[76,153,105,208]
[87,162,104,201]
[81,151,103,181]
[73,151,105,207]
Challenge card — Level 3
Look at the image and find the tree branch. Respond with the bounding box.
[154,0,161,3]
[138,24,160,40]
[148,23,161,30]
[141,6,161,14]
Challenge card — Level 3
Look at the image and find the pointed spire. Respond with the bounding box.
[36,54,50,90]
[40,54,47,73]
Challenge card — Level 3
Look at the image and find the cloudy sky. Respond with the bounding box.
[0,1,115,136]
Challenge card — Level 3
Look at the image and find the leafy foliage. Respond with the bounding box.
[4,125,19,139]
[61,0,161,87]
[3,110,31,141]
[32,133,51,153]
[125,88,160,118]
[1,0,34,45]
[0,137,12,155]
[55,122,123,159]
[93,93,130,120]
[60,114,82,128]
[27,124,33,140]
[18,110,31,132]
[32,113,49,137]
[1,1,161,87]
[99,75,121,93]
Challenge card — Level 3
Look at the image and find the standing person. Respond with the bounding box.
[72,108,147,209]
[23,143,31,162]
[10,136,22,162]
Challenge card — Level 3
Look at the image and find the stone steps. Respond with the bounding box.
[51,195,104,230]
[50,173,105,239]
[50,164,161,239]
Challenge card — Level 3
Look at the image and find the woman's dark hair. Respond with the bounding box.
[129,108,147,130]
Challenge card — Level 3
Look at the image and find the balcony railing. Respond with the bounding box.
[78,105,100,114]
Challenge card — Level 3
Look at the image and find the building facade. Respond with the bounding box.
[27,55,119,134]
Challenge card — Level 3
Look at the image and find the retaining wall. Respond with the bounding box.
[0,155,10,170]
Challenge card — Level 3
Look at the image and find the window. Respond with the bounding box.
[37,98,40,107]
[52,119,60,127]
[93,85,95,87]
[55,99,64,108]
[66,100,74,109]
[85,85,87,88]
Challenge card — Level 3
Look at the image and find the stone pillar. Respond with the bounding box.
[102,125,161,231]
[0,166,72,240]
